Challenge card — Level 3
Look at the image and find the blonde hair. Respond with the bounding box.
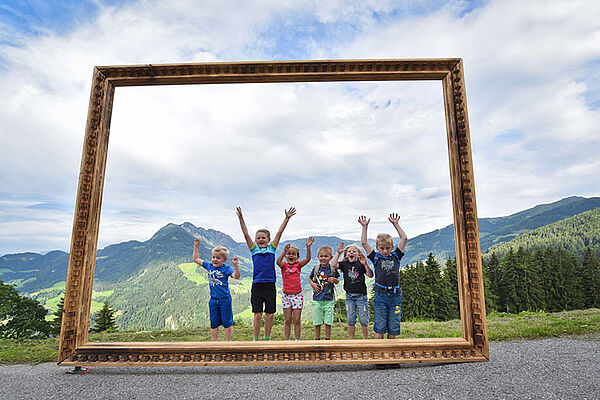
[317,245,333,257]
[286,246,300,257]
[376,233,394,248]
[343,244,362,261]
[212,245,229,260]
[255,229,271,239]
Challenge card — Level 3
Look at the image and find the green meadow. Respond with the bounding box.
[1,308,598,365]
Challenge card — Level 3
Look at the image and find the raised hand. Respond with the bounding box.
[236,206,243,219]
[194,238,200,247]
[306,236,315,247]
[284,243,291,252]
[285,207,297,219]
[336,242,344,253]
[358,252,366,264]
[388,213,401,224]
[358,215,370,227]
[232,256,239,265]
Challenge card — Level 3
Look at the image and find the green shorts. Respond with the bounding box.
[313,300,334,326]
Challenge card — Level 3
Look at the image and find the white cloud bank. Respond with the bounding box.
[1,0,599,254]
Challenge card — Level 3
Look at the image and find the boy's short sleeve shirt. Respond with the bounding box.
[281,261,303,294]
[249,243,277,283]
[367,247,404,292]
[338,260,367,295]
[201,261,234,299]
[309,265,339,301]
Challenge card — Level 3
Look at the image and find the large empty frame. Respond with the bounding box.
[58,59,488,367]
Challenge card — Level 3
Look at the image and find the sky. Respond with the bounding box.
[1,0,599,255]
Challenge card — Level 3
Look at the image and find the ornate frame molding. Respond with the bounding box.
[58,59,488,367]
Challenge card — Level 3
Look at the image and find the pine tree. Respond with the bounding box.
[401,261,428,320]
[422,253,450,320]
[91,301,118,333]
[499,248,521,313]
[50,295,65,336]
[443,257,460,320]
[582,247,600,308]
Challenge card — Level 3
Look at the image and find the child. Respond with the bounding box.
[332,242,373,339]
[236,206,296,341]
[308,245,339,340]
[276,237,314,340]
[358,213,407,339]
[193,238,240,341]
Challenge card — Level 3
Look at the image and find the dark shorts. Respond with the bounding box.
[251,282,276,314]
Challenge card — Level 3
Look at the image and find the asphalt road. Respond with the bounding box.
[1,335,599,400]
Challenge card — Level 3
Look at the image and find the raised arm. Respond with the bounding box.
[231,256,241,280]
[389,213,408,252]
[277,243,290,268]
[272,207,296,248]
[331,241,344,269]
[299,236,314,267]
[358,215,373,255]
[236,207,254,249]
[358,252,373,278]
[193,238,204,265]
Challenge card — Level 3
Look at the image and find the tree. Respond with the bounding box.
[50,295,65,336]
[443,257,460,320]
[0,279,51,339]
[422,253,451,320]
[401,261,428,321]
[91,301,118,333]
[581,247,600,308]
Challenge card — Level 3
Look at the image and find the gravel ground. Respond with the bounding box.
[1,336,599,400]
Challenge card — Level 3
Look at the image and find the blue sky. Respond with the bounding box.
[1,0,599,255]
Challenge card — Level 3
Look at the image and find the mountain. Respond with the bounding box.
[486,207,600,258]
[1,196,599,330]
[402,196,600,264]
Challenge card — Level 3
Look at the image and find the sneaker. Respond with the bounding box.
[67,367,90,374]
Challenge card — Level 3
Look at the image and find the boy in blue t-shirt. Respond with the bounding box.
[359,213,407,339]
[193,238,240,341]
[236,206,296,341]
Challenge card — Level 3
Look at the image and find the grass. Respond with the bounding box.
[1,308,598,365]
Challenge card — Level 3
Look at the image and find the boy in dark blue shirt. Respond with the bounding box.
[193,238,240,341]
[359,213,407,339]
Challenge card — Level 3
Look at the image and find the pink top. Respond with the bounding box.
[280,261,303,294]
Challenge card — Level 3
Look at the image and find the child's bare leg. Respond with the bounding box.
[361,325,369,339]
[264,313,275,337]
[224,326,233,341]
[253,312,263,338]
[325,324,332,340]
[292,309,302,340]
[211,328,219,341]
[348,324,355,339]
[283,308,292,340]
[314,324,321,339]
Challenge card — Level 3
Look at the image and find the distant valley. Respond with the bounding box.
[1,195,599,330]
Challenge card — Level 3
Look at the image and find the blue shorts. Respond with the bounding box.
[209,296,233,329]
[373,290,401,335]
[345,293,369,326]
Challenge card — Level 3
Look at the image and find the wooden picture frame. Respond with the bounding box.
[58,58,488,367]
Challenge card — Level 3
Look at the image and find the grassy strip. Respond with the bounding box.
[1,308,598,365]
